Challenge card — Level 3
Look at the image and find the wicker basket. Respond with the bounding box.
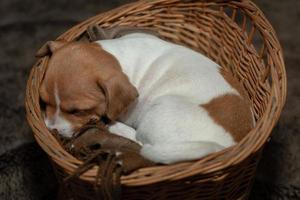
[25,0,286,199]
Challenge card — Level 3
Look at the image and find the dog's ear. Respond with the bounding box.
[36,40,67,57]
[98,72,138,121]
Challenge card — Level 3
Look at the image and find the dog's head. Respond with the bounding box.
[38,40,138,137]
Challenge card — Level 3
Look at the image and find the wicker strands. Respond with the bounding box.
[25,0,286,199]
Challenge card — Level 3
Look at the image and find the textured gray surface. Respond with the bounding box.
[250,0,300,196]
[0,0,299,199]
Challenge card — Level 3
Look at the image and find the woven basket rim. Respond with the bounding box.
[25,0,286,186]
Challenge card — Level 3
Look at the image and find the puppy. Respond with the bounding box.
[39,33,254,164]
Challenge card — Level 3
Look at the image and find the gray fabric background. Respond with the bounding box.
[0,0,299,199]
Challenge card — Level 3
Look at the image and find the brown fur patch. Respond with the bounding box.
[202,70,253,142]
[202,94,253,142]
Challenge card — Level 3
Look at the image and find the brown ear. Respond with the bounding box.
[99,73,138,121]
[36,40,67,57]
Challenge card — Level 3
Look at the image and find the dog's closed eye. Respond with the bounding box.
[68,109,90,117]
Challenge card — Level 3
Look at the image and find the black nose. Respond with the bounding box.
[50,128,59,134]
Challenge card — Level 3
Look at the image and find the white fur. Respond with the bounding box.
[96,33,239,164]
[141,142,224,164]
[45,83,73,138]
[108,121,137,142]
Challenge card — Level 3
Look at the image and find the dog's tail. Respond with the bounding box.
[140,142,225,164]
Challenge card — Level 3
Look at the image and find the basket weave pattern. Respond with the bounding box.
[26,0,286,199]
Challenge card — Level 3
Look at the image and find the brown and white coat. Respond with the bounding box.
[40,33,254,164]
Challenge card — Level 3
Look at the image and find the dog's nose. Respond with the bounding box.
[51,128,59,134]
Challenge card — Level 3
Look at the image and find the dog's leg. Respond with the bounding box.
[140,141,224,164]
[108,121,137,142]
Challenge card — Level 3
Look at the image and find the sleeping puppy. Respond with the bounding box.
[39,32,254,164]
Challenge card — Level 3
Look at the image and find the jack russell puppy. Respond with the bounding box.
[38,32,254,164]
